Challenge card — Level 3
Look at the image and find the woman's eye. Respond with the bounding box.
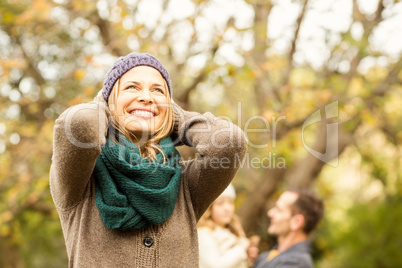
[126,85,138,91]
[154,88,164,94]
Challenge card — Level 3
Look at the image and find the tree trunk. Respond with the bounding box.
[239,167,285,233]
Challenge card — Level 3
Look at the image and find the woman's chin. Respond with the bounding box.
[123,123,154,136]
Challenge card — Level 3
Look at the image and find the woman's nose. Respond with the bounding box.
[138,89,153,103]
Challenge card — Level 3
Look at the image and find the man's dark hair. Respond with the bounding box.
[288,188,324,234]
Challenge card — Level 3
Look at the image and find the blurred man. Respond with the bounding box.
[254,189,324,268]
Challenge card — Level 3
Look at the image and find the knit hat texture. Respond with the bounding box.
[219,184,236,200]
[102,52,172,101]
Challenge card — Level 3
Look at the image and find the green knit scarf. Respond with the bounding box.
[93,135,182,230]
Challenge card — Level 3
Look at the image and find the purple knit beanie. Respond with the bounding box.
[102,52,172,102]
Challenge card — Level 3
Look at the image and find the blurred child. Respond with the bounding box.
[198,184,259,268]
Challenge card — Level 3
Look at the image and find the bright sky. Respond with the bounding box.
[120,0,402,71]
[2,0,402,103]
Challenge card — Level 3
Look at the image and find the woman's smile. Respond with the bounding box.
[115,66,168,137]
[128,108,157,119]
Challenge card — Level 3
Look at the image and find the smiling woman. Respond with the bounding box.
[49,52,247,268]
[108,65,173,160]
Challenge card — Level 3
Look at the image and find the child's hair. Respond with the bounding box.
[198,201,246,238]
[107,78,174,161]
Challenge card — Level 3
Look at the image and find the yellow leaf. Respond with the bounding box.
[3,12,15,24]
[84,86,95,96]
[69,96,83,106]
[28,103,40,114]
[85,55,93,64]
[0,58,27,69]
[1,211,13,222]
[20,172,31,183]
[318,89,332,103]
[0,225,11,237]
[263,110,275,121]
[26,192,39,203]
[74,69,86,80]
[32,0,52,19]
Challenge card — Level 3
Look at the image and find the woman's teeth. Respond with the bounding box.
[131,110,154,117]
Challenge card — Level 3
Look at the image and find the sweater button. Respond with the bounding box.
[143,236,154,247]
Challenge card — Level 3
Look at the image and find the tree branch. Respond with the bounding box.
[341,1,386,92]
[10,31,46,87]
[286,121,354,187]
[239,167,286,233]
[249,0,277,113]
[282,0,310,86]
[27,202,54,215]
[176,44,219,106]
[372,57,402,96]
[352,0,364,22]
[247,54,282,112]
[175,12,237,107]
[88,11,130,56]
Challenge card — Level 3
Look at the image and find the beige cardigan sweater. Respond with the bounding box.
[50,97,247,268]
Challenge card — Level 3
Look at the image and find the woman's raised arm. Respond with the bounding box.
[172,103,247,219]
[49,96,109,210]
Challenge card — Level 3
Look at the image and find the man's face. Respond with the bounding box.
[267,191,299,238]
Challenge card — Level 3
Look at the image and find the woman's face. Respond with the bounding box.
[115,66,169,138]
[211,196,235,228]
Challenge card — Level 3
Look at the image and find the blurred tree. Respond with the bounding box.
[0,0,401,266]
[237,0,402,234]
[316,195,402,268]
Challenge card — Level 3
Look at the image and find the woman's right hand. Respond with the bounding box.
[93,89,110,143]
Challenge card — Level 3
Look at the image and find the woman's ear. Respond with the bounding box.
[290,214,305,231]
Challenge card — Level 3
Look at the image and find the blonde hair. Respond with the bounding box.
[107,78,174,161]
[198,201,246,238]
